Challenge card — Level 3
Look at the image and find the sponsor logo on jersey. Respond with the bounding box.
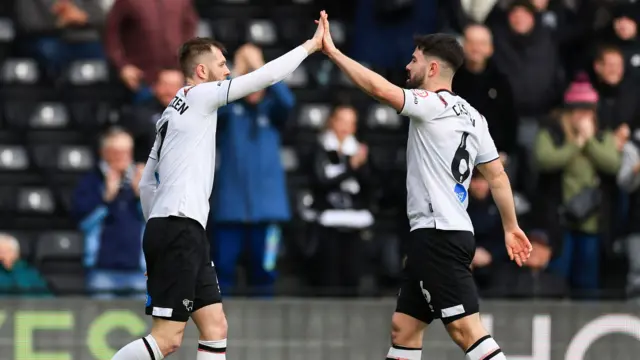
[454,183,467,203]
[412,89,429,98]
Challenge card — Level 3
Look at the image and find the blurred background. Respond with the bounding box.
[1,0,640,359]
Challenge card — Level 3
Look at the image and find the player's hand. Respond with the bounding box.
[504,227,532,267]
[319,11,337,56]
[104,170,122,202]
[305,10,326,54]
[120,65,143,90]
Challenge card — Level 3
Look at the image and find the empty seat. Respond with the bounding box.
[17,187,55,214]
[66,60,109,86]
[280,147,299,172]
[45,273,86,295]
[67,102,119,130]
[0,186,16,212]
[329,20,346,46]
[366,104,401,130]
[29,102,69,129]
[1,58,39,84]
[0,145,28,171]
[0,18,15,43]
[36,231,83,262]
[197,20,213,38]
[283,64,308,88]
[297,103,330,129]
[58,146,94,172]
[246,20,277,45]
[211,19,241,46]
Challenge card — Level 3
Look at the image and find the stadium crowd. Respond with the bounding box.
[1,0,640,302]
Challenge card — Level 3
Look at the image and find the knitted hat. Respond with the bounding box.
[564,73,599,108]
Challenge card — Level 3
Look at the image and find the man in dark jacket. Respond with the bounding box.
[72,127,145,298]
[120,69,185,163]
[210,44,293,296]
[599,3,640,81]
[491,0,564,119]
[453,24,518,160]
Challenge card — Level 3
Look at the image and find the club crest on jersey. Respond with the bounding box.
[411,89,429,98]
[454,183,467,203]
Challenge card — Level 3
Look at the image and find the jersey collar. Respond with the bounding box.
[435,89,456,96]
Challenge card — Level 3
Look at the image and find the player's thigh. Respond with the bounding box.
[394,268,432,347]
[143,217,202,322]
[405,228,479,325]
[191,225,225,336]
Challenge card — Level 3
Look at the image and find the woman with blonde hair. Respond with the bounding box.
[534,75,621,298]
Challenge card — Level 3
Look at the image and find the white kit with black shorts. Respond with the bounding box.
[395,88,499,325]
[137,46,310,322]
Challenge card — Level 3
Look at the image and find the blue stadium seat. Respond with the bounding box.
[246,20,277,45]
[297,103,330,129]
[17,187,55,214]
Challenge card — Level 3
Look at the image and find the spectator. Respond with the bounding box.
[591,45,638,132]
[491,0,565,196]
[485,230,567,298]
[534,78,621,298]
[616,128,640,300]
[121,69,185,164]
[307,105,373,296]
[491,0,564,120]
[72,128,145,298]
[453,24,518,160]
[0,234,50,296]
[210,44,293,297]
[104,0,197,102]
[468,171,507,291]
[15,0,107,78]
[600,3,640,81]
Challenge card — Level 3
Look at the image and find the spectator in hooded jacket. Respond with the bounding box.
[210,44,293,297]
[72,127,146,298]
[599,3,640,81]
[534,78,621,298]
[453,24,518,162]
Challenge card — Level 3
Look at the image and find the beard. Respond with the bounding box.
[406,71,425,89]
[207,71,218,82]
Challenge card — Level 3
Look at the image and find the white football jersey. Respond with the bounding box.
[399,88,499,233]
[143,80,231,229]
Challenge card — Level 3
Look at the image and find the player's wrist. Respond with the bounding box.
[302,40,319,54]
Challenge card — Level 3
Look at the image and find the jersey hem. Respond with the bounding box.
[476,156,500,166]
[397,88,407,115]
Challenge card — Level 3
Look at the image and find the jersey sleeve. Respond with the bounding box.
[475,116,500,165]
[184,80,232,114]
[398,89,447,121]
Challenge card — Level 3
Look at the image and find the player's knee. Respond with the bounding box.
[390,313,423,348]
[151,329,185,356]
[199,311,228,340]
[445,314,488,350]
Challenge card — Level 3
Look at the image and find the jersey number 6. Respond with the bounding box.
[451,132,471,184]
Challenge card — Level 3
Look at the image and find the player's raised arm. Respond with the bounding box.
[475,119,532,266]
[319,14,405,112]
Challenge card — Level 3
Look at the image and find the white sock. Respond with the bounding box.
[197,339,226,359]
[465,335,506,360]
[112,335,164,360]
[386,344,422,360]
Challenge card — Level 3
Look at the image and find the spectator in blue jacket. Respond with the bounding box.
[211,44,293,296]
[72,127,145,298]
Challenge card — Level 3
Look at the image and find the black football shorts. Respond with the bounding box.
[395,227,479,325]
[143,216,221,322]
